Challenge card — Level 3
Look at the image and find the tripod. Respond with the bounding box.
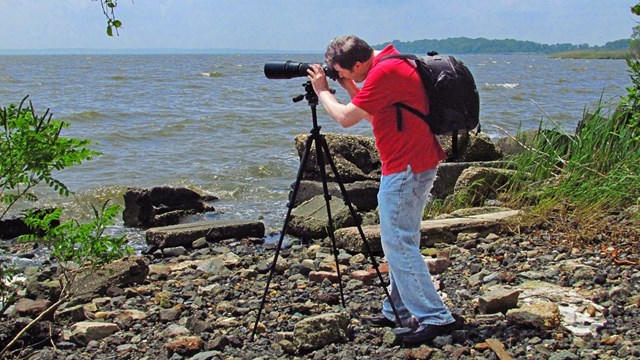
[251,81,405,340]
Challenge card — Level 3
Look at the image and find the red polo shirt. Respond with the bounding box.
[352,45,446,175]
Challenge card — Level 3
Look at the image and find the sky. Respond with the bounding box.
[0,0,637,52]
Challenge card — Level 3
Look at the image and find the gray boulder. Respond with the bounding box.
[431,161,506,199]
[0,208,58,240]
[123,187,217,229]
[287,196,357,240]
[438,132,504,162]
[453,166,517,206]
[293,312,350,351]
[478,286,521,314]
[294,133,380,183]
[290,180,379,211]
[66,256,149,306]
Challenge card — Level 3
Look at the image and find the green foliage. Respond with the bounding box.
[19,202,134,269]
[0,96,100,220]
[423,180,484,219]
[619,59,640,139]
[503,102,640,216]
[0,258,17,314]
[96,0,123,36]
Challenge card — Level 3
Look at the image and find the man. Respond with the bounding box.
[307,35,457,345]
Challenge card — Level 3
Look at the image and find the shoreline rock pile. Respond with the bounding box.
[1,132,638,359]
[1,208,638,359]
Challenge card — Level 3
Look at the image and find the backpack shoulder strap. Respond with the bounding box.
[379,53,420,62]
[379,53,431,132]
[394,102,427,126]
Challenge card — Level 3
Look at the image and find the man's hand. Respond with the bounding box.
[307,64,330,94]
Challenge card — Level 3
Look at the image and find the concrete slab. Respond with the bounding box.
[335,210,520,254]
[146,220,265,249]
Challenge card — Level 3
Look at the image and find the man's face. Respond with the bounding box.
[334,62,367,83]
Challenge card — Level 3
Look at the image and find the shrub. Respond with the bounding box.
[20,202,134,273]
[0,96,100,220]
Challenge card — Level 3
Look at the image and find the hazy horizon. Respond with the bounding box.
[0,36,630,56]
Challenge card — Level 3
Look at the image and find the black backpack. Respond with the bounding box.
[381,51,480,159]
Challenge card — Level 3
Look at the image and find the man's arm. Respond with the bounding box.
[316,90,370,128]
[308,65,371,128]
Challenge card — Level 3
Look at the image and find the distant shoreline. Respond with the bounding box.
[0,49,632,59]
[549,49,632,60]
[1,36,631,57]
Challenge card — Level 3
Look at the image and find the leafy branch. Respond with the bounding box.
[0,202,134,357]
[96,0,125,36]
[0,96,100,220]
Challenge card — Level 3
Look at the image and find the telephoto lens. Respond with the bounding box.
[264,61,308,79]
[264,61,339,80]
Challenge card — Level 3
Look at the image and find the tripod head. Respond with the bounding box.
[292,81,335,106]
[292,81,318,106]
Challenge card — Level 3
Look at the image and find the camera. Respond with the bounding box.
[264,61,339,81]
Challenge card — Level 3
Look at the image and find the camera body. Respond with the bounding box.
[264,61,339,81]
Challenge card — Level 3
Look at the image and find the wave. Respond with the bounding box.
[60,111,107,122]
[482,83,520,89]
[201,71,224,77]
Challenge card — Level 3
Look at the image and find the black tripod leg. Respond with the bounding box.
[313,133,347,308]
[318,138,404,326]
[250,132,317,341]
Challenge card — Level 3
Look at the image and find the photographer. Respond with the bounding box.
[307,35,457,345]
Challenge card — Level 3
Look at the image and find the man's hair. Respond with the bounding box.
[325,35,373,71]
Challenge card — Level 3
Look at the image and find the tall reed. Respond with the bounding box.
[503,102,640,221]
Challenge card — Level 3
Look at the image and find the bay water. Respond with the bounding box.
[0,53,631,243]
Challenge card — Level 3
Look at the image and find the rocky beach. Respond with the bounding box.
[1,133,639,359]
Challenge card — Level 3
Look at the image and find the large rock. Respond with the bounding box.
[123,187,217,229]
[517,280,606,337]
[66,256,149,306]
[506,301,561,330]
[438,132,504,162]
[453,166,517,206]
[0,208,58,240]
[478,286,521,314]
[289,180,379,211]
[293,312,350,351]
[146,220,265,249]
[291,132,508,202]
[336,209,520,254]
[294,133,380,183]
[67,321,120,345]
[287,196,357,240]
[431,161,506,199]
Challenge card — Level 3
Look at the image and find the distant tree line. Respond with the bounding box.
[374,37,630,54]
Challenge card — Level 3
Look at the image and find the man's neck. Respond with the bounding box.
[361,51,378,74]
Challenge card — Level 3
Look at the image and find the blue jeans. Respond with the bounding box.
[378,166,455,326]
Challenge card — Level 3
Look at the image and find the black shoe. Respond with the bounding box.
[362,313,396,328]
[401,322,456,346]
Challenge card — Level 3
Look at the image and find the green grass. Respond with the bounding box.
[501,102,640,234]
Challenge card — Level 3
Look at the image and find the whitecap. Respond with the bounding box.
[483,83,520,89]
[200,71,224,77]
